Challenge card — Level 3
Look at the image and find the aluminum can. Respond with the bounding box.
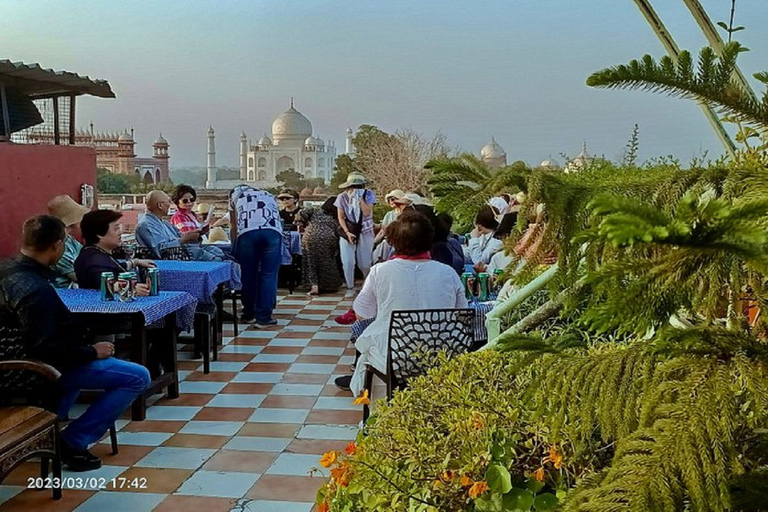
[147,268,160,296]
[461,272,473,299]
[100,272,115,301]
[478,272,490,300]
[116,272,134,302]
[493,268,504,291]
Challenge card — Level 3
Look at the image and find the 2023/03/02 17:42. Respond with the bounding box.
[26,476,148,490]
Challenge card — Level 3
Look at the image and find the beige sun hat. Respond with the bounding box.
[338,171,367,189]
[204,226,230,244]
[385,189,405,201]
[47,195,90,226]
[395,193,433,207]
[194,202,211,215]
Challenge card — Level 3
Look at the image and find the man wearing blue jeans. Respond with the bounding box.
[229,185,283,326]
[0,215,150,472]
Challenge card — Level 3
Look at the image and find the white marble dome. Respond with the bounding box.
[118,131,133,142]
[481,138,505,159]
[272,105,313,142]
[154,133,167,145]
[258,134,272,146]
[539,158,559,169]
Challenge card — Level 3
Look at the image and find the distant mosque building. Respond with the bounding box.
[25,125,170,183]
[564,143,593,173]
[205,101,340,190]
[480,137,507,168]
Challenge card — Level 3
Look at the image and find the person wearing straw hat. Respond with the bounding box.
[47,194,90,288]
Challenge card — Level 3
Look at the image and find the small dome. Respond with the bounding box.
[118,131,133,142]
[300,187,313,197]
[480,137,505,159]
[539,158,559,169]
[207,126,215,135]
[154,133,168,145]
[241,132,247,139]
[315,136,324,146]
[346,127,353,134]
[313,186,325,195]
[271,103,313,142]
[258,134,272,146]
[304,136,316,146]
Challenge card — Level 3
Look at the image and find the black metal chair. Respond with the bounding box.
[362,308,476,421]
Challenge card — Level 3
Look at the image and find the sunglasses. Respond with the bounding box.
[278,196,294,201]
[180,198,196,204]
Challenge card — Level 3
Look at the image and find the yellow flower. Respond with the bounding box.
[533,467,545,482]
[318,502,330,512]
[441,470,456,481]
[543,445,564,470]
[468,481,490,498]
[460,475,474,487]
[319,450,338,468]
[344,441,357,456]
[353,389,370,405]
[432,479,444,490]
[331,462,352,487]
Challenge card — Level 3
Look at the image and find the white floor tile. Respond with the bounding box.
[207,394,266,408]
[220,345,264,354]
[180,421,245,436]
[265,453,328,477]
[248,408,310,423]
[145,405,202,421]
[223,436,292,452]
[301,347,344,356]
[288,363,336,374]
[135,446,217,470]
[270,383,324,396]
[252,353,299,363]
[179,381,228,394]
[268,338,311,347]
[297,424,359,441]
[233,372,283,383]
[314,396,363,411]
[176,470,260,498]
[74,492,166,512]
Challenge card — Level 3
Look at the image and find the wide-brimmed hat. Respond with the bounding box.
[278,188,300,201]
[385,189,405,201]
[194,202,211,215]
[47,195,90,226]
[488,196,509,215]
[204,226,230,244]
[395,193,432,207]
[338,171,367,189]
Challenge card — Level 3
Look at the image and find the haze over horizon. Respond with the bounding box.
[4,0,767,170]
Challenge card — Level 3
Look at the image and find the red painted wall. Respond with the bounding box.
[0,144,97,258]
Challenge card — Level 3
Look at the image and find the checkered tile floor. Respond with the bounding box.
[0,291,360,512]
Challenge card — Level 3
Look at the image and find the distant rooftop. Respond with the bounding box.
[0,59,115,99]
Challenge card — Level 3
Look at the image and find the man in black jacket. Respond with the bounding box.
[0,215,150,471]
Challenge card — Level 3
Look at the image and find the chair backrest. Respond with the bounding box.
[159,246,192,261]
[386,308,475,390]
[0,322,51,406]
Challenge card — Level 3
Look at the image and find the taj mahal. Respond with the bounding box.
[205,101,346,190]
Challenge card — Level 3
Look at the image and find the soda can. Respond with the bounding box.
[461,272,473,299]
[478,272,490,301]
[116,272,134,302]
[493,268,504,291]
[100,272,115,301]
[147,268,160,296]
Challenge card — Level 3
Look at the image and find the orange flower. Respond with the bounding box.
[353,389,370,405]
[460,475,474,487]
[468,481,490,498]
[543,445,564,469]
[533,467,545,482]
[320,450,338,468]
[318,502,330,512]
[432,479,444,490]
[331,462,352,487]
[442,470,456,481]
[344,441,357,456]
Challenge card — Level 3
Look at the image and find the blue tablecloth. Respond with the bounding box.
[56,289,197,331]
[154,260,241,304]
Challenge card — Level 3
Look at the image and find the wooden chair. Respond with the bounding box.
[0,360,62,500]
[362,308,475,421]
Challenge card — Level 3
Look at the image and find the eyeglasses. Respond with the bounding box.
[181,198,196,204]
[278,197,294,201]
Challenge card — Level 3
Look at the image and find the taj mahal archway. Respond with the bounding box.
[276,156,295,174]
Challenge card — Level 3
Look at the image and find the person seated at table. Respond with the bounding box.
[277,188,302,230]
[334,211,468,394]
[74,210,156,291]
[0,215,150,471]
[196,203,229,228]
[170,184,206,234]
[412,203,465,276]
[229,184,282,326]
[136,190,227,261]
[465,205,504,265]
[297,197,343,296]
[47,194,90,288]
[473,208,517,274]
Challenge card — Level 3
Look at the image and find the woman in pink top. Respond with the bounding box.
[170,184,202,234]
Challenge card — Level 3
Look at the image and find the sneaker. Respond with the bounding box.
[335,374,352,391]
[60,439,102,472]
[334,309,357,325]
[255,319,278,328]
[240,315,256,324]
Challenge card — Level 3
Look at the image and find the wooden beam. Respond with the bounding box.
[53,96,60,145]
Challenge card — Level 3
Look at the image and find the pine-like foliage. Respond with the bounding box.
[586,42,768,135]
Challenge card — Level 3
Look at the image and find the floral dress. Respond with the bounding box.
[298,208,342,292]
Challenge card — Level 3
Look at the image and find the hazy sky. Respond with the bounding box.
[4,0,767,169]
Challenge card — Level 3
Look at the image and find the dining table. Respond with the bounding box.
[56,288,197,421]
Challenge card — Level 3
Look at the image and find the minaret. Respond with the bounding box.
[345,127,354,155]
[206,126,217,189]
[239,132,248,180]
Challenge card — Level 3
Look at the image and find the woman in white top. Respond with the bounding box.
[349,211,468,396]
[466,205,504,265]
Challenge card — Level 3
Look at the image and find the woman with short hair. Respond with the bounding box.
[277,188,302,229]
[465,205,504,265]
[343,211,468,395]
[170,184,203,234]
